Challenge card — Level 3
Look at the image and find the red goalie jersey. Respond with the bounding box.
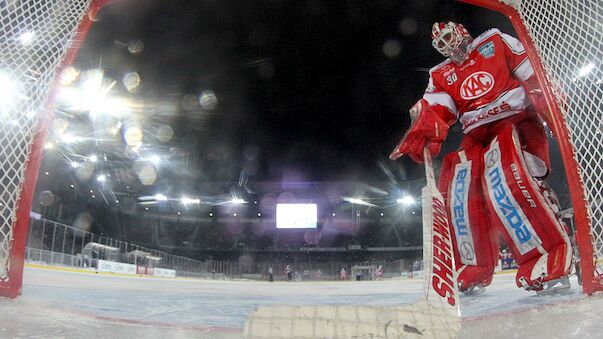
[423,28,534,134]
[391,22,572,294]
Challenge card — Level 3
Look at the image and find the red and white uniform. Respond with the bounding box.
[424,29,571,291]
[375,265,384,280]
[340,268,347,280]
[424,29,534,135]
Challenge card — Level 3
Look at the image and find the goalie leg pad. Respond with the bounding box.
[515,111,551,177]
[438,141,498,291]
[481,125,572,290]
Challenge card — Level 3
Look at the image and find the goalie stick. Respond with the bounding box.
[243,147,461,338]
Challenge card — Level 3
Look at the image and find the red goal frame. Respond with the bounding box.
[461,0,603,295]
[0,0,122,299]
[3,0,601,299]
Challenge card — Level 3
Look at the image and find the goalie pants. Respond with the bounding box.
[438,111,572,290]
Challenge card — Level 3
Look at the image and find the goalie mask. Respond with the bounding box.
[432,21,472,65]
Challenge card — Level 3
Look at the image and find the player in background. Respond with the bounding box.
[285,264,293,281]
[375,265,384,280]
[390,22,572,294]
[340,267,348,281]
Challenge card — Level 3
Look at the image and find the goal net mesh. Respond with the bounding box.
[504,1,603,257]
[0,1,93,283]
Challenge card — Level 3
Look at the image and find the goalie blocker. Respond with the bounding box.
[439,117,572,292]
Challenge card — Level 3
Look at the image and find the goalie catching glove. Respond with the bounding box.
[389,99,452,163]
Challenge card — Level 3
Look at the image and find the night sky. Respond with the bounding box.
[71,0,515,185]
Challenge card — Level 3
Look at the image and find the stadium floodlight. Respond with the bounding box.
[149,155,161,165]
[60,133,81,144]
[88,154,98,162]
[19,31,35,46]
[181,197,200,205]
[343,196,377,207]
[578,62,595,77]
[96,174,106,182]
[397,195,416,205]
[346,197,365,205]
[59,69,132,119]
[231,198,245,204]
[154,194,168,201]
[70,161,80,168]
[59,66,80,86]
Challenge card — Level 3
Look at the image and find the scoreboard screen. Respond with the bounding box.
[276,204,317,229]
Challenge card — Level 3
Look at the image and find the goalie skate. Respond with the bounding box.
[536,276,571,296]
[519,275,571,295]
[461,284,486,296]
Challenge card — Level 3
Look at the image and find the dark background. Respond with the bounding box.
[34,0,568,260]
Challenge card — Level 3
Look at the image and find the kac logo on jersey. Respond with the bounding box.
[478,41,495,59]
[460,71,495,100]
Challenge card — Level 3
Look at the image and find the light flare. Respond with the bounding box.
[154,194,168,201]
[397,196,416,205]
[124,126,143,146]
[343,197,377,207]
[578,62,595,77]
[58,69,132,118]
[231,198,246,205]
[181,197,201,205]
[199,90,218,110]
[19,31,35,45]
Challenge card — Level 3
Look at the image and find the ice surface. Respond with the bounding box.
[0,266,602,338]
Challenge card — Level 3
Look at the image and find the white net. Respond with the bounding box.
[244,301,461,339]
[504,1,603,257]
[0,1,92,283]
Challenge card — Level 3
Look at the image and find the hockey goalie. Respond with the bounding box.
[390,22,572,294]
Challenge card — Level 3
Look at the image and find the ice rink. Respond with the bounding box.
[1,266,602,338]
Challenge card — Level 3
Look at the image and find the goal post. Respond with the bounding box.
[0,0,121,298]
[461,0,603,295]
